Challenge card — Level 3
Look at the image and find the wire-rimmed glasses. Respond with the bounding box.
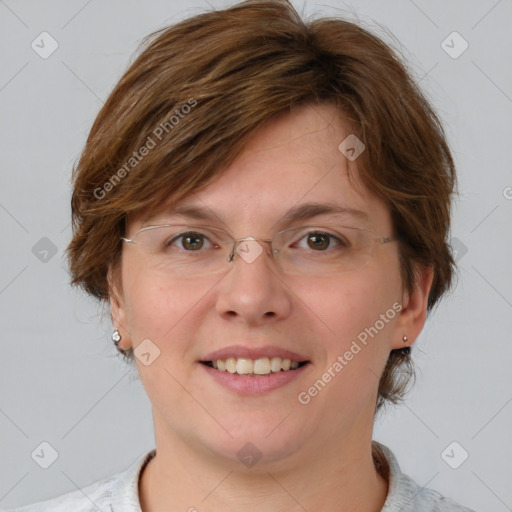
[121,223,396,277]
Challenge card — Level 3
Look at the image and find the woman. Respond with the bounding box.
[10,0,475,510]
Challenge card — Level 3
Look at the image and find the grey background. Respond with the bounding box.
[1,0,511,510]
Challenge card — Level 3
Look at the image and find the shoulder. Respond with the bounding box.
[373,442,477,512]
[399,472,477,511]
[5,474,117,512]
[5,450,156,512]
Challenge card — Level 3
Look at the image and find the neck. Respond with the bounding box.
[139,417,388,512]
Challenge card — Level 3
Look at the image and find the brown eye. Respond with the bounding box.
[307,233,330,250]
[167,232,209,251]
[293,230,349,252]
[182,234,204,250]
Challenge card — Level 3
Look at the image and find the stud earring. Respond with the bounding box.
[112,329,127,352]
[112,329,121,344]
[401,335,410,355]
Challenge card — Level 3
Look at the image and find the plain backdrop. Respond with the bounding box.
[1,0,511,510]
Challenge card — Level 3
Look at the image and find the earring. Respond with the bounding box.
[112,329,127,352]
[401,335,410,355]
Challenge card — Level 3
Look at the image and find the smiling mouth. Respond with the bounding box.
[201,357,309,376]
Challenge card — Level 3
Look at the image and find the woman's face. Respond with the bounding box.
[111,103,429,468]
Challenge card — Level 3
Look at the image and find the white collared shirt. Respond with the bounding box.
[6,442,476,511]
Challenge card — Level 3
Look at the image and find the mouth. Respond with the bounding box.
[200,357,309,376]
[199,345,311,394]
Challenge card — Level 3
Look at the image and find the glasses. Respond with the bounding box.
[121,223,395,278]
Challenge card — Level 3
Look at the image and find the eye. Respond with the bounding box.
[167,231,213,251]
[295,231,349,251]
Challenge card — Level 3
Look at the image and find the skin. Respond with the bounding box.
[109,103,433,512]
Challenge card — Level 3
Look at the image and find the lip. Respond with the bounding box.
[201,345,308,363]
[200,362,310,395]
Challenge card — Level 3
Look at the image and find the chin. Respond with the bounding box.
[198,416,307,470]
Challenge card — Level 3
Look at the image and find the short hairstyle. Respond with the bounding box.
[66,0,456,411]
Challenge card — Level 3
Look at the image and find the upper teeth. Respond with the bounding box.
[212,357,300,375]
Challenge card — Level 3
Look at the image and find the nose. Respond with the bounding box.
[215,238,292,326]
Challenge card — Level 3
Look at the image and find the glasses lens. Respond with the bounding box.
[274,225,374,276]
[130,224,377,277]
[133,224,233,277]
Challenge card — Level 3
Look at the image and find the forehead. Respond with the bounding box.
[133,103,391,233]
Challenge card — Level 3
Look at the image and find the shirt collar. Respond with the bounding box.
[111,449,156,511]
[374,441,418,511]
[109,443,413,511]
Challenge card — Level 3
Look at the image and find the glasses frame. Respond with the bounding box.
[121,223,396,276]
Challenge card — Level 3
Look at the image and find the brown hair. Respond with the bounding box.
[66,0,456,410]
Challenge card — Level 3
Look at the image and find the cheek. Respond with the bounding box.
[295,258,403,393]
[122,262,205,351]
[121,271,208,402]
[293,269,402,422]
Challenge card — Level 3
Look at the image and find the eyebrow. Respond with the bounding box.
[146,201,369,227]
[274,202,369,225]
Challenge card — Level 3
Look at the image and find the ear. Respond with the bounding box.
[391,264,434,350]
[107,264,132,350]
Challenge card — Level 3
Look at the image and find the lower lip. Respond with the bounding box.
[200,363,310,395]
